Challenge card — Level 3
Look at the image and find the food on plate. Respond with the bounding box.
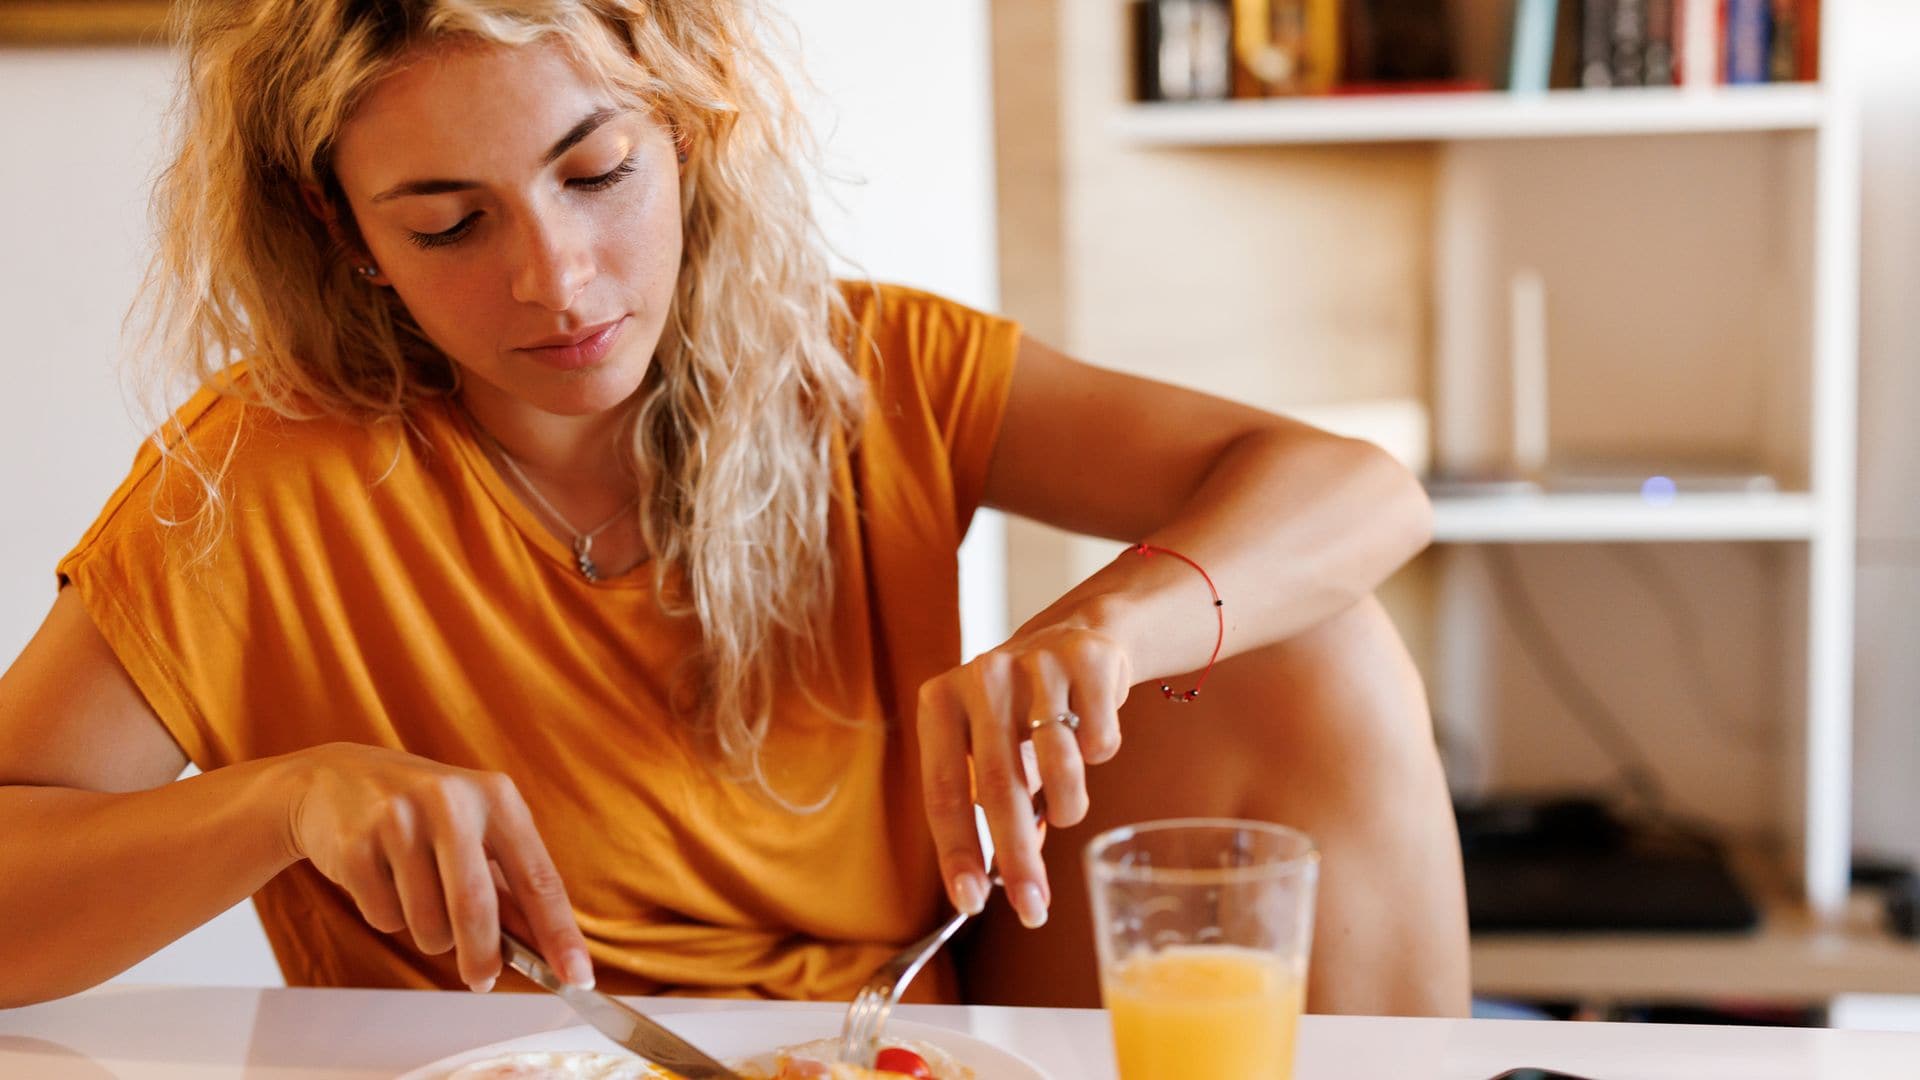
[447,1051,668,1078]
[735,1036,968,1079]
[444,1036,972,1080]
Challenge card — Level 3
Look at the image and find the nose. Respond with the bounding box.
[509,206,594,312]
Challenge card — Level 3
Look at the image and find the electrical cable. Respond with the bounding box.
[1481,544,1725,855]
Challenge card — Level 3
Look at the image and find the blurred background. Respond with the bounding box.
[3,0,1919,1032]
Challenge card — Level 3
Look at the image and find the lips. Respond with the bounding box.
[515,316,628,371]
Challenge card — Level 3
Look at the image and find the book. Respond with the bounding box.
[1676,0,1719,86]
[1796,0,1821,81]
[1509,0,1561,93]
[1725,0,1771,84]
[1644,0,1675,85]
[1133,0,1234,102]
[1611,0,1648,86]
[1768,0,1803,81]
[1581,0,1616,88]
[1339,0,1456,87]
[1302,0,1342,93]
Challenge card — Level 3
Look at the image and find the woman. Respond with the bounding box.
[0,0,1466,1013]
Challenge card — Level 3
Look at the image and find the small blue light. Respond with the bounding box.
[1641,475,1678,504]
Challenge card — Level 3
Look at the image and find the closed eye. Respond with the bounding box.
[406,211,480,250]
[570,155,638,192]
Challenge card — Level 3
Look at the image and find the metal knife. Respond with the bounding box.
[499,930,746,1079]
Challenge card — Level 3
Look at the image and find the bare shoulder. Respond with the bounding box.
[0,588,186,792]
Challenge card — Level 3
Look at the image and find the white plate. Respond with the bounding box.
[396,1009,1050,1080]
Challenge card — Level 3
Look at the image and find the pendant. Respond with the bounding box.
[573,536,600,582]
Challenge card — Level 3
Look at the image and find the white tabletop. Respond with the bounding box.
[2,985,1918,1079]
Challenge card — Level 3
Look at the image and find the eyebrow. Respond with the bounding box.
[369,107,623,203]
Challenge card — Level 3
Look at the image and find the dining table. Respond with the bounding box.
[2,984,1918,1079]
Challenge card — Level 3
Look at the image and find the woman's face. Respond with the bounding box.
[330,38,683,418]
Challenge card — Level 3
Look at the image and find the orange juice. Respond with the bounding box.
[1104,944,1304,1079]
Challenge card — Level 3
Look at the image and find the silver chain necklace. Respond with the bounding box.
[459,403,639,582]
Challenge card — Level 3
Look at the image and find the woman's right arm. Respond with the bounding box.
[0,590,593,1007]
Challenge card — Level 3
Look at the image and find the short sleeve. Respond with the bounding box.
[846,283,1022,534]
[58,532,227,768]
[54,386,249,770]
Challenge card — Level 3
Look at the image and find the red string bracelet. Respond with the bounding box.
[1128,543,1225,703]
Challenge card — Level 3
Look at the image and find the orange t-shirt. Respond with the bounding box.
[56,282,1020,1001]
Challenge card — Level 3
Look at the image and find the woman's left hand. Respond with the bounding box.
[916,619,1133,929]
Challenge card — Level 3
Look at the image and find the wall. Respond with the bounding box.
[0,0,1001,986]
[1851,0,1920,867]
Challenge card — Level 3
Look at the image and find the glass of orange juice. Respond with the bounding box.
[1085,818,1318,1080]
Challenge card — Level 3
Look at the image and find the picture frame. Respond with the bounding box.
[0,1,173,46]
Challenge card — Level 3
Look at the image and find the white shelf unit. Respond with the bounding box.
[1102,20,1862,931]
[1113,84,1829,147]
[1431,492,1821,544]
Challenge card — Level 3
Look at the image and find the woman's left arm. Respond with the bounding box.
[916,336,1432,929]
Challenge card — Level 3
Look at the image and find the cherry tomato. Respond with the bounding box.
[873,1047,934,1079]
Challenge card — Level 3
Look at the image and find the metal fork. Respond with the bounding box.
[836,795,1048,1067]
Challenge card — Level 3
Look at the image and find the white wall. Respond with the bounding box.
[769,0,1008,661]
[1850,0,1920,868]
[0,0,1001,987]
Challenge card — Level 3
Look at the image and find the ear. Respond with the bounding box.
[301,181,389,286]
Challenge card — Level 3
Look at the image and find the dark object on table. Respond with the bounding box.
[1458,795,1760,933]
[1853,857,1920,940]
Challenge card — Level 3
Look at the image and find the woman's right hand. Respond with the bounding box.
[284,742,593,993]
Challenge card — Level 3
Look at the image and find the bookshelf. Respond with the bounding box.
[990,0,1880,1005]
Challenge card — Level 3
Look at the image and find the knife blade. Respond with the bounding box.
[500,931,746,1079]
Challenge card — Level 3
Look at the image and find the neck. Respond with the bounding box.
[457,383,633,491]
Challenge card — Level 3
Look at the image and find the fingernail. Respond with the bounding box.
[469,975,495,994]
[1015,883,1048,929]
[563,950,596,991]
[954,873,990,916]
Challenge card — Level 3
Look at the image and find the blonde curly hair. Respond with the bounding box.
[136,0,867,794]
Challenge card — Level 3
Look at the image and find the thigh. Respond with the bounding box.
[952,596,1469,1016]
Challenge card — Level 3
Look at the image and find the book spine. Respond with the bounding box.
[1194,0,1234,99]
[1302,0,1342,94]
[1612,0,1648,86]
[1677,0,1719,87]
[1510,0,1560,93]
[1582,0,1617,87]
[1133,0,1165,101]
[1768,0,1798,82]
[1644,0,1676,85]
[1797,0,1820,80]
[1725,0,1770,84]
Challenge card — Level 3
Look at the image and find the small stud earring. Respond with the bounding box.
[676,149,688,165]
[355,264,379,279]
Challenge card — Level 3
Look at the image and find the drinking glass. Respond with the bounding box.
[1085,818,1318,1080]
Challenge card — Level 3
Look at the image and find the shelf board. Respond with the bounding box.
[1113,85,1828,147]
[1430,492,1819,543]
[1472,850,1920,1004]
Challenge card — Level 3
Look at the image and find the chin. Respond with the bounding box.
[500,349,654,418]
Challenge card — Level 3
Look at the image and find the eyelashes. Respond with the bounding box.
[407,211,479,250]
[570,156,638,192]
[403,154,640,250]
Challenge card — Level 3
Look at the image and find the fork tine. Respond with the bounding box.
[839,984,885,1063]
